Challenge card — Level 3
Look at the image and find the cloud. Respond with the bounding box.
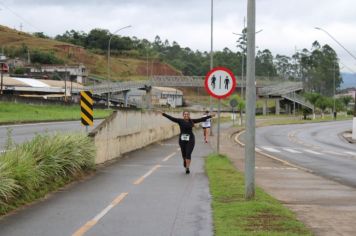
[1,0,355,71]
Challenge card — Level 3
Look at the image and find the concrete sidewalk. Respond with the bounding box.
[213,125,356,236]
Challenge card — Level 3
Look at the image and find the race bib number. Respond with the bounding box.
[181,134,190,141]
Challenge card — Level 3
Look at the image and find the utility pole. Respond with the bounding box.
[0,64,3,95]
[64,65,67,102]
[333,61,336,120]
[241,17,246,100]
[245,0,256,200]
[210,0,214,136]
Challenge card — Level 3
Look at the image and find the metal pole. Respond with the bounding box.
[64,65,67,102]
[245,0,256,200]
[217,99,221,154]
[241,17,246,100]
[0,65,3,95]
[333,61,336,120]
[107,25,132,109]
[210,0,214,136]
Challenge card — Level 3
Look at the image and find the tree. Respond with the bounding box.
[315,96,333,118]
[33,32,50,39]
[275,54,292,80]
[255,49,276,77]
[304,92,321,118]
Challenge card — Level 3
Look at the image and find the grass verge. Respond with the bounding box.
[205,154,312,236]
[0,133,96,216]
[257,115,352,126]
[0,102,112,124]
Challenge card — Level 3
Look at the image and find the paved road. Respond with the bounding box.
[0,131,213,236]
[0,120,103,151]
[254,120,356,188]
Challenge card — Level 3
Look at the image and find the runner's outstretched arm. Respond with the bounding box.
[162,113,180,123]
[191,114,215,123]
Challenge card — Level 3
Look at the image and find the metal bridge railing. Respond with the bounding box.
[282,92,314,110]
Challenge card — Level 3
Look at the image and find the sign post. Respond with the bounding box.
[205,67,236,154]
[230,98,238,126]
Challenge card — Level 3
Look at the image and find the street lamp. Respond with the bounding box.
[315,27,356,136]
[233,28,262,100]
[107,25,132,108]
[210,0,214,137]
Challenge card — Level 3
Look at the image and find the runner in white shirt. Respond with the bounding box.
[201,111,211,143]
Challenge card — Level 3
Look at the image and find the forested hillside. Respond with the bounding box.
[0,25,343,95]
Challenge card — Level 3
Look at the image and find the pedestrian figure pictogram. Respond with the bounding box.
[224,76,230,89]
[211,75,216,89]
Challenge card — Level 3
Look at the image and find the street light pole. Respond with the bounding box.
[333,61,336,120]
[314,27,356,122]
[245,0,256,200]
[107,25,132,108]
[210,0,214,136]
[233,27,262,100]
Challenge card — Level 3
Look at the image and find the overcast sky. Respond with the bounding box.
[1,0,356,73]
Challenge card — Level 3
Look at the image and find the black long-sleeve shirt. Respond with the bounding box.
[162,113,212,135]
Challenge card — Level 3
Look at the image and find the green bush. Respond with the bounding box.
[30,50,64,64]
[0,133,95,214]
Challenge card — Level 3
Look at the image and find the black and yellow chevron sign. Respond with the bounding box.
[80,91,94,126]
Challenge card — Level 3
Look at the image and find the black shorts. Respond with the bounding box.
[203,127,210,130]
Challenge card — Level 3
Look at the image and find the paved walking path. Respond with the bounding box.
[0,132,213,236]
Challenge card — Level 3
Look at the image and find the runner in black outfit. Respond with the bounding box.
[158,111,214,174]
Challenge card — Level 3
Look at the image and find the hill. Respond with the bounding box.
[0,25,181,82]
[341,72,356,89]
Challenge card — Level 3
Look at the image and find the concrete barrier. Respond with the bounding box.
[89,110,232,164]
[89,110,183,164]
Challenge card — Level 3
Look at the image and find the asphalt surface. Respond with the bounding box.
[251,120,356,188]
[0,120,103,151]
[0,131,213,236]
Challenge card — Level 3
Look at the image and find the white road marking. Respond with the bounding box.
[344,151,356,156]
[303,149,321,155]
[261,147,280,153]
[0,120,84,128]
[255,166,297,170]
[162,152,176,162]
[133,165,161,185]
[323,150,345,156]
[283,148,302,154]
[72,192,128,236]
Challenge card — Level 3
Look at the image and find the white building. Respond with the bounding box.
[30,64,88,84]
[127,86,183,107]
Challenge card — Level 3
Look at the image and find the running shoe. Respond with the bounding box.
[185,168,190,174]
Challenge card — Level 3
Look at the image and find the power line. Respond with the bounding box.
[339,61,356,74]
[0,1,43,32]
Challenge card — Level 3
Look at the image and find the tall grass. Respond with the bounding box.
[0,102,112,124]
[0,133,96,215]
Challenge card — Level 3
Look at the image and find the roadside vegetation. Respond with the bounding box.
[0,102,112,124]
[0,133,96,216]
[205,154,312,236]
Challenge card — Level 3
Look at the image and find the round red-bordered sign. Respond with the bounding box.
[204,67,237,99]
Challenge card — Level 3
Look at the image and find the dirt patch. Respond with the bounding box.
[136,60,181,76]
[244,212,286,232]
